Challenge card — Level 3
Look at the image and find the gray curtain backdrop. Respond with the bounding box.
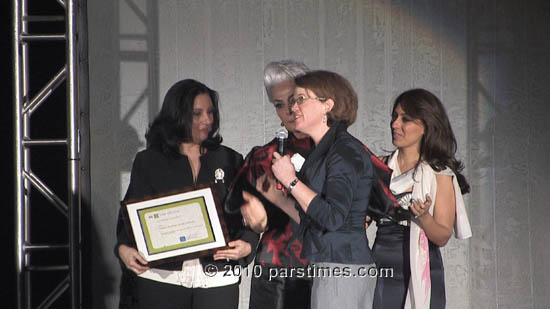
[88,0,550,308]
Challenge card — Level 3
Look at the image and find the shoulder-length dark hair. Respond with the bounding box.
[393,88,470,194]
[145,79,222,157]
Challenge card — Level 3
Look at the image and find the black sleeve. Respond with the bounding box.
[114,152,152,259]
[233,153,261,266]
[237,228,259,266]
[304,146,373,232]
[223,146,258,215]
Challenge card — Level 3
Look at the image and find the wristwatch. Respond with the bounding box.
[288,178,299,192]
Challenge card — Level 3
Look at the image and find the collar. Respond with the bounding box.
[299,123,346,175]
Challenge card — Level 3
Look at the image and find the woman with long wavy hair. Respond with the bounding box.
[372,88,472,308]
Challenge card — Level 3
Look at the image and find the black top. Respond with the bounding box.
[298,124,375,264]
[115,145,259,271]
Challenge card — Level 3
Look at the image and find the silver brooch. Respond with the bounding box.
[214,168,225,183]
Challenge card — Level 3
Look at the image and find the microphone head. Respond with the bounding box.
[275,127,289,140]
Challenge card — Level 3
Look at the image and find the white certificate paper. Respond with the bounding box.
[145,201,210,249]
[124,187,227,263]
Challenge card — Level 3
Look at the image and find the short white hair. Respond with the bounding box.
[264,60,309,101]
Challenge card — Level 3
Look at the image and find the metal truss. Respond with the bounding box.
[13,0,89,308]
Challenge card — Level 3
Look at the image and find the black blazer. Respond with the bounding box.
[115,145,259,271]
[298,124,375,265]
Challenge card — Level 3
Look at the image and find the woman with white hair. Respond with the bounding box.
[226,60,315,309]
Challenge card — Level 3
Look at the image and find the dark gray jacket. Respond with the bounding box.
[298,124,374,264]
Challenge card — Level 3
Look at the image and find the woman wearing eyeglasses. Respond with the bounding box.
[258,70,377,309]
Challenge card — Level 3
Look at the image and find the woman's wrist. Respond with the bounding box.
[281,173,296,187]
[414,211,432,227]
[287,178,299,192]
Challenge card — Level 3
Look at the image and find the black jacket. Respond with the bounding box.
[115,145,258,271]
[298,124,375,264]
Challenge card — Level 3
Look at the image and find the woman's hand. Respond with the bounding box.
[118,244,150,275]
[240,191,268,233]
[255,174,292,208]
[213,240,252,261]
[271,152,297,187]
[410,194,432,219]
[255,174,301,224]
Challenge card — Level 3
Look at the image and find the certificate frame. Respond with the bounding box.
[121,184,231,267]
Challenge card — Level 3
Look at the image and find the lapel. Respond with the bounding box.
[299,124,344,180]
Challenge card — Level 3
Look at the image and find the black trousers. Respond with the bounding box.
[249,265,312,309]
[120,274,239,309]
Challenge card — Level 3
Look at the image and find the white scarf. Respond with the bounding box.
[387,150,472,308]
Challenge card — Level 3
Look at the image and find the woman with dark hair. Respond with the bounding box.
[259,70,377,309]
[115,79,258,309]
[144,79,223,154]
[372,88,472,308]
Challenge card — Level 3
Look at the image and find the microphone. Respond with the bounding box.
[275,127,288,155]
[274,127,288,190]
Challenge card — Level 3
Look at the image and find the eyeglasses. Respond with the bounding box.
[289,94,327,108]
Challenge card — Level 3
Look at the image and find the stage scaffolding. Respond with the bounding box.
[13,0,90,308]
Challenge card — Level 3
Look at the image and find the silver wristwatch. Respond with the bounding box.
[288,178,299,192]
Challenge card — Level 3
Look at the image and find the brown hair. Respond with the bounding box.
[294,70,358,127]
[393,88,470,194]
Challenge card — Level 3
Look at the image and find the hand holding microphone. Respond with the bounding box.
[272,127,306,190]
[274,127,288,190]
[271,152,297,190]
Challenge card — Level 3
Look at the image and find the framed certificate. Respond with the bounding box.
[121,185,230,266]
